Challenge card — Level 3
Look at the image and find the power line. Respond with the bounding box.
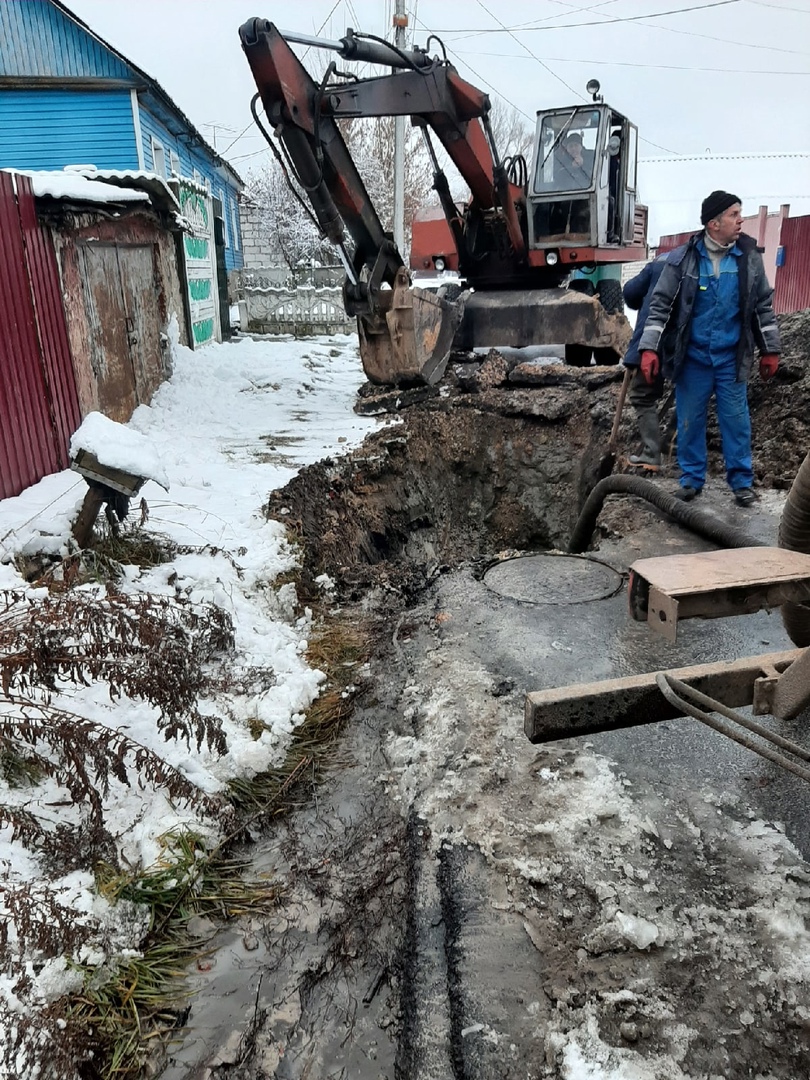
[437,0,810,59]
[413,5,679,155]
[473,0,583,98]
[641,151,810,162]
[435,0,742,36]
[451,48,810,76]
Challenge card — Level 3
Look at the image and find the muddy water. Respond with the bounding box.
[162,370,810,1079]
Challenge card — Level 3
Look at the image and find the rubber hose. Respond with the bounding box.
[778,450,810,647]
[568,474,765,555]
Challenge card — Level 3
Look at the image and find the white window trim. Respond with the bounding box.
[131,90,145,169]
[169,150,181,178]
[230,200,240,251]
[219,190,230,248]
[151,136,166,178]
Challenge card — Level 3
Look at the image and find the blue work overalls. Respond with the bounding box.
[674,239,753,492]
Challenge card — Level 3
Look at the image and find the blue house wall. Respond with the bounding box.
[0,0,243,271]
[0,88,139,171]
[137,106,243,272]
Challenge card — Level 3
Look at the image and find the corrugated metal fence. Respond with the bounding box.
[773,215,810,316]
[0,171,80,500]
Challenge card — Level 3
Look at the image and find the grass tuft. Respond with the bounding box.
[72,830,282,1078]
[229,610,371,813]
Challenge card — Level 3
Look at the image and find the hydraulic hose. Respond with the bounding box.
[778,449,810,647]
[568,475,764,555]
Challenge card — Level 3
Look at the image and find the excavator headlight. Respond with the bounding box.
[546,251,559,266]
[434,256,446,271]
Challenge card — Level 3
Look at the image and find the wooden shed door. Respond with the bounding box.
[77,243,160,422]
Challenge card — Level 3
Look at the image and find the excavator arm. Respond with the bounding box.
[238,18,526,385]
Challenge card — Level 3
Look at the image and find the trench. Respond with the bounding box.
[163,360,810,1080]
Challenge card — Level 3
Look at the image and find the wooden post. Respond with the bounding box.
[71,488,106,548]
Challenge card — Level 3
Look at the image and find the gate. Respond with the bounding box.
[175,179,221,348]
[0,172,80,500]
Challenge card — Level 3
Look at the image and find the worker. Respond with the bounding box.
[555,133,593,190]
[637,190,780,506]
[622,252,673,470]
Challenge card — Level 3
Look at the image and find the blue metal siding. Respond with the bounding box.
[0,1,134,80]
[0,88,138,170]
[139,102,243,270]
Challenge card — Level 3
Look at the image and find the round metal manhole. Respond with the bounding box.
[483,553,624,605]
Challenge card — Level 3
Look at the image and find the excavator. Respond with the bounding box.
[239,18,649,386]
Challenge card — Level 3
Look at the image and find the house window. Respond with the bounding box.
[193,168,204,188]
[169,150,181,177]
[151,137,166,178]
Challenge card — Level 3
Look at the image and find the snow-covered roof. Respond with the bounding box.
[11,168,150,205]
[65,166,181,213]
[7,165,184,217]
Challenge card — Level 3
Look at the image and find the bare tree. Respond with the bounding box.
[243,164,334,272]
[487,99,536,168]
[339,117,434,260]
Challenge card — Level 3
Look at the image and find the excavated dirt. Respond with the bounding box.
[193,313,810,1080]
[267,310,810,590]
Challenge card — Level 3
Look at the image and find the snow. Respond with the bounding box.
[70,411,171,490]
[7,168,150,204]
[0,327,382,1039]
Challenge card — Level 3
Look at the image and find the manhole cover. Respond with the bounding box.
[483,553,623,605]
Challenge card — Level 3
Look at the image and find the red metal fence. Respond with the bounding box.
[773,215,810,316]
[0,172,80,500]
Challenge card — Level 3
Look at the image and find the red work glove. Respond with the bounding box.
[759,353,779,380]
[640,351,659,385]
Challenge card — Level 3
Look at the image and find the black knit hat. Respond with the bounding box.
[701,190,741,226]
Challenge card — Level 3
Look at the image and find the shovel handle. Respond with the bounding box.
[608,366,633,454]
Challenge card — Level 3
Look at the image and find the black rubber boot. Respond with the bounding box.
[627,408,662,470]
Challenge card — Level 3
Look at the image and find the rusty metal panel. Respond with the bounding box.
[0,171,60,499]
[774,214,810,315]
[15,175,80,469]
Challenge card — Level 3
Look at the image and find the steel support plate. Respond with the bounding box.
[524,649,804,743]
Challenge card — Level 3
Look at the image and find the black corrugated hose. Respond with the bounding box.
[778,450,810,647]
[568,475,765,556]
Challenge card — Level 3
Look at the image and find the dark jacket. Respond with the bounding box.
[638,231,780,382]
[622,253,672,368]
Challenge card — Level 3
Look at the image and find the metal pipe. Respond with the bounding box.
[278,27,432,70]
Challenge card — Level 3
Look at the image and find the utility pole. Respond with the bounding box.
[392,0,407,254]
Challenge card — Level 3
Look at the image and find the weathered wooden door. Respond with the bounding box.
[118,245,163,403]
[77,243,160,422]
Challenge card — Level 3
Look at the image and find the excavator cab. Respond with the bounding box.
[528,100,639,253]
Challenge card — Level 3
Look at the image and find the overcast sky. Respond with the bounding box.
[66,0,810,238]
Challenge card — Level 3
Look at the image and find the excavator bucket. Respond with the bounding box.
[357,267,465,386]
